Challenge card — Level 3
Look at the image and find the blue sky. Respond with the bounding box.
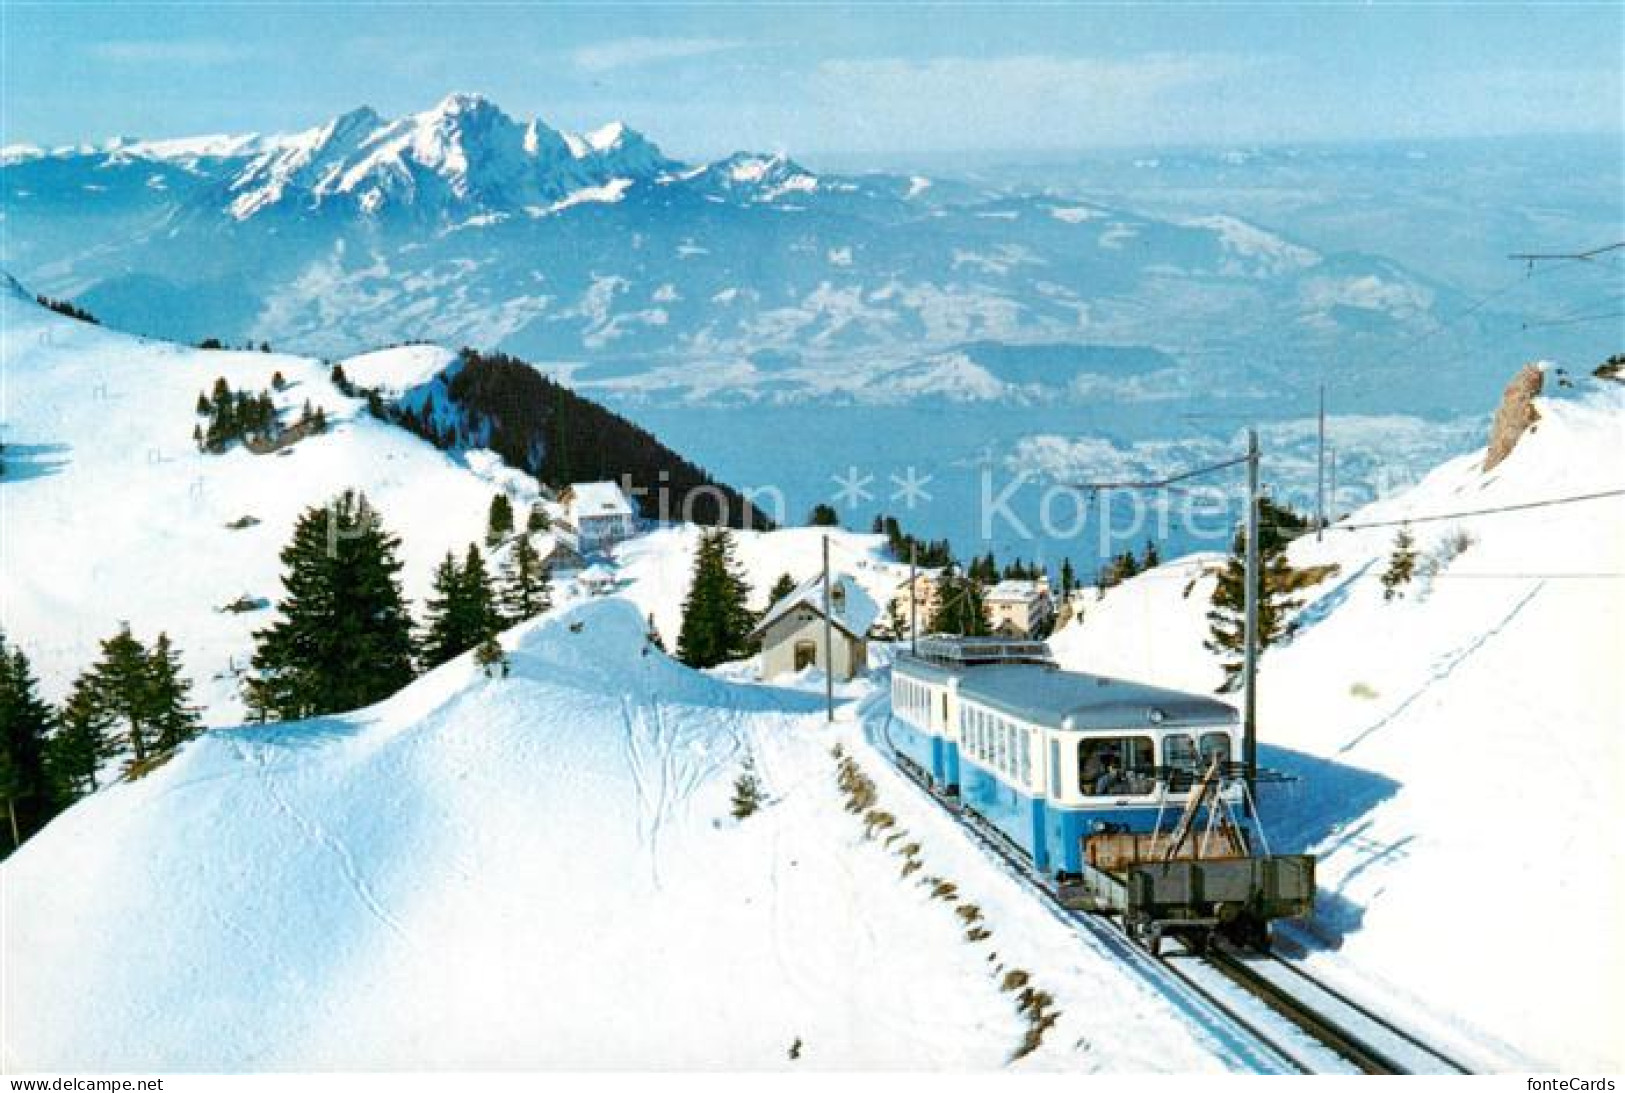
[3,3,1620,157]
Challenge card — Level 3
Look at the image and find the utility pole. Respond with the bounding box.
[822,535,835,723]
[1243,428,1261,797]
[1329,448,1338,528]
[909,541,919,655]
[1316,383,1326,541]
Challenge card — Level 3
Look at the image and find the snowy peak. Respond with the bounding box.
[219,95,677,221]
[694,152,819,202]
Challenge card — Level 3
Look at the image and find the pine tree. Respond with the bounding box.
[930,571,989,636]
[731,756,764,820]
[500,536,552,622]
[474,637,509,679]
[48,677,117,802]
[0,634,57,850]
[421,546,503,668]
[1205,498,1307,691]
[646,613,666,653]
[526,504,549,533]
[487,493,515,546]
[1141,539,1161,570]
[676,529,755,668]
[807,503,840,527]
[246,491,416,720]
[89,624,157,764]
[144,633,200,754]
[1381,525,1418,602]
[1060,558,1077,595]
[767,572,798,606]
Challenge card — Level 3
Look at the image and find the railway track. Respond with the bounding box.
[870,708,1471,1075]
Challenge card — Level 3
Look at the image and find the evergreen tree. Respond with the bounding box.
[807,503,840,527]
[676,529,755,668]
[246,491,416,719]
[1205,498,1307,691]
[526,504,549,533]
[47,678,117,802]
[646,613,666,653]
[1381,525,1418,602]
[731,756,764,820]
[1141,539,1162,570]
[500,536,552,622]
[767,572,798,606]
[0,634,57,850]
[1060,558,1077,595]
[88,624,157,764]
[487,493,515,546]
[473,637,509,679]
[144,633,201,755]
[930,571,989,636]
[422,546,503,668]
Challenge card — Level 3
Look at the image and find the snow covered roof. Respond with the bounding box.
[751,572,878,641]
[986,579,1047,604]
[564,481,634,519]
[957,663,1236,732]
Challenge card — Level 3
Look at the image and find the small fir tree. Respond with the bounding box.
[767,572,798,606]
[731,756,764,820]
[487,493,515,546]
[1205,498,1308,691]
[1380,525,1418,602]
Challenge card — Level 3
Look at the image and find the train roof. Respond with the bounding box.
[913,660,1237,731]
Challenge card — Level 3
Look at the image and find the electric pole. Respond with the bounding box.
[1316,383,1326,541]
[822,535,835,723]
[909,542,918,655]
[1243,428,1261,796]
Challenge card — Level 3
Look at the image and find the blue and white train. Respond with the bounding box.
[888,635,1314,950]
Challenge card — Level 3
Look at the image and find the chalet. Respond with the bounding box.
[984,576,1055,639]
[751,573,876,682]
[886,570,946,636]
[557,481,638,555]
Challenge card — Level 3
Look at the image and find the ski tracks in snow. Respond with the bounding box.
[226,735,415,945]
[618,680,746,889]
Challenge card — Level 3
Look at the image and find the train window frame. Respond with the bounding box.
[1078,736,1157,798]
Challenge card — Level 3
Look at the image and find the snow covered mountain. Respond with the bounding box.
[2,598,1246,1071]
[1,94,1538,412]
[1050,373,1625,1070]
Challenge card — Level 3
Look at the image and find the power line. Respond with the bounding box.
[1328,486,1625,532]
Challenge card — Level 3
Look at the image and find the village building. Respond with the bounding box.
[751,573,876,682]
[886,570,946,637]
[556,481,638,555]
[984,576,1055,639]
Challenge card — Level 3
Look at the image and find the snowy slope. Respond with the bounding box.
[1050,382,1625,1069]
[2,600,1230,1071]
[0,287,537,720]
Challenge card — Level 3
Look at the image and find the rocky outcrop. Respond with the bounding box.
[1483,363,1544,472]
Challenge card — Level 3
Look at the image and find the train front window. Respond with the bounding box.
[1199,732,1232,771]
[1079,737,1155,797]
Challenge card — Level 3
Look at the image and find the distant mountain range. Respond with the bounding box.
[2,93,1523,410]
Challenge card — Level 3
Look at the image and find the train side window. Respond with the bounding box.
[1079,737,1156,797]
[1019,729,1032,783]
[1049,739,1062,798]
